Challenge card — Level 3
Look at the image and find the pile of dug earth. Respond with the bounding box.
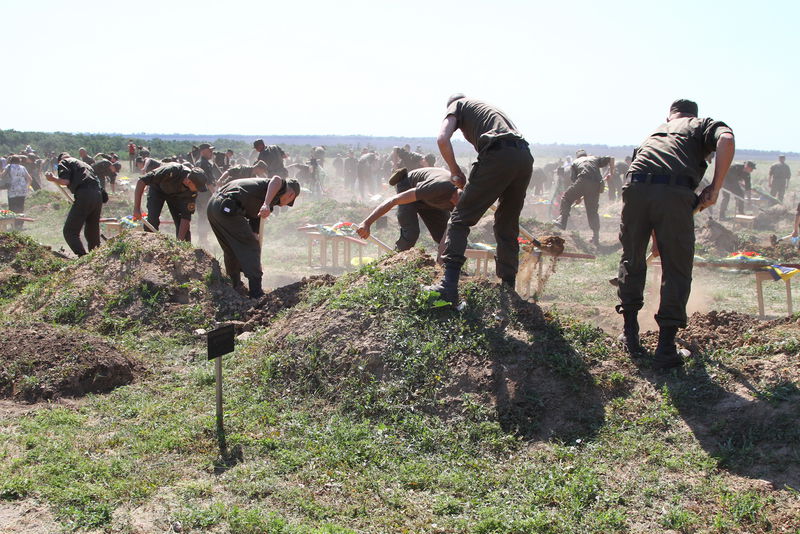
[6,232,251,334]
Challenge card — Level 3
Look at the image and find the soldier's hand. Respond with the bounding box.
[356,223,370,239]
[45,171,56,182]
[133,209,142,221]
[697,185,719,211]
[451,175,466,189]
[258,204,271,218]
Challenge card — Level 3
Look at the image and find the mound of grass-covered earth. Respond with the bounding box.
[7,231,250,334]
[0,322,139,401]
[0,232,66,299]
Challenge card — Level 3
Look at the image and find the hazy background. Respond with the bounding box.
[2,0,797,152]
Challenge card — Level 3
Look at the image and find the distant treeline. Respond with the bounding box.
[2,129,795,163]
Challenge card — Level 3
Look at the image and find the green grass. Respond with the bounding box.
[2,194,800,532]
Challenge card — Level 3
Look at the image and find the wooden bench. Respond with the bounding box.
[465,249,495,275]
[733,214,757,229]
[755,270,794,318]
[298,227,371,268]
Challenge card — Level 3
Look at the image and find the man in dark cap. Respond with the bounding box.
[133,162,208,241]
[552,149,615,246]
[768,155,791,202]
[343,151,357,190]
[356,167,461,253]
[218,160,269,185]
[135,156,162,174]
[92,159,122,193]
[195,142,222,245]
[44,153,104,256]
[718,160,755,219]
[207,176,300,298]
[253,139,289,179]
[427,93,533,303]
[616,99,734,369]
[78,147,95,166]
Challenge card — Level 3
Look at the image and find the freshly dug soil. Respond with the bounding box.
[759,241,800,263]
[696,218,739,254]
[754,205,792,230]
[243,274,337,330]
[0,323,140,402]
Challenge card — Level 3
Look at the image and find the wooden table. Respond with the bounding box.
[732,214,757,229]
[298,227,371,268]
[465,249,495,275]
[651,259,799,319]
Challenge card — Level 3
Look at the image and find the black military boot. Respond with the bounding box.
[618,311,644,357]
[501,276,516,291]
[652,326,684,370]
[423,265,460,305]
[247,276,265,299]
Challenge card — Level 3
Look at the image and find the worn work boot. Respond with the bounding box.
[247,276,265,300]
[422,282,458,306]
[591,233,600,247]
[618,311,644,357]
[652,326,684,370]
[501,277,516,291]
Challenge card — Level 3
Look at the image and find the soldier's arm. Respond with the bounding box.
[604,157,615,180]
[259,177,285,217]
[177,218,191,240]
[698,133,735,210]
[133,180,147,218]
[356,190,417,239]
[437,116,465,186]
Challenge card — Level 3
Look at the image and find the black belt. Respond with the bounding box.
[627,173,694,188]
[75,180,100,192]
[487,138,528,151]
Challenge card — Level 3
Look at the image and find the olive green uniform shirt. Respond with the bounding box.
[216,177,287,219]
[445,97,523,152]
[769,162,791,182]
[407,167,456,211]
[627,117,732,188]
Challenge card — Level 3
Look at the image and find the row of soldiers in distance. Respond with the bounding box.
[42,141,301,299]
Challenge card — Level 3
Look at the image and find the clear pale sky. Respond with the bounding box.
[2,0,797,151]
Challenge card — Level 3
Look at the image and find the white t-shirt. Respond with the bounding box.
[7,164,31,198]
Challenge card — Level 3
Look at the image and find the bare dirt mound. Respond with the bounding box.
[0,323,140,402]
[641,310,793,356]
[8,232,250,334]
[640,310,762,354]
[242,274,336,331]
[0,233,67,299]
[243,248,621,441]
[760,240,800,263]
[754,205,792,230]
[696,218,739,254]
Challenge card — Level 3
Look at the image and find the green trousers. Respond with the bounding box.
[442,144,533,280]
[616,183,697,328]
[207,195,262,283]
